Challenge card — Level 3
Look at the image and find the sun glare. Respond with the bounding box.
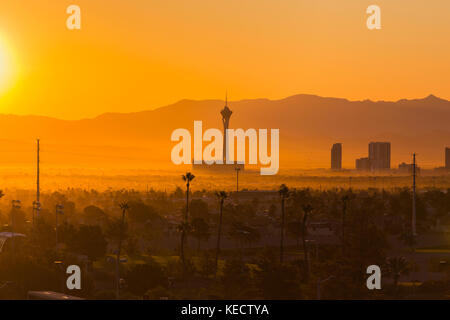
[0,34,16,96]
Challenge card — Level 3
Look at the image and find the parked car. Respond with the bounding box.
[0,232,26,254]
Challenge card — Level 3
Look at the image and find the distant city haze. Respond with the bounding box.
[0,94,449,171]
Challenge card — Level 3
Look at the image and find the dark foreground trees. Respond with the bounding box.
[126,260,168,296]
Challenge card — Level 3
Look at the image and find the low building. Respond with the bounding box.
[356,157,370,171]
[398,162,420,174]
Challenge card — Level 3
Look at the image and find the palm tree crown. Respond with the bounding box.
[279,184,289,198]
[119,202,130,212]
[385,256,411,280]
[182,172,195,186]
[215,191,228,201]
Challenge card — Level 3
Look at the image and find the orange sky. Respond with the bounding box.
[0,0,449,119]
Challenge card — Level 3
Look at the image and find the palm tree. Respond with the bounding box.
[182,172,195,221]
[177,221,191,273]
[301,204,313,280]
[385,256,411,291]
[180,172,195,269]
[279,184,289,263]
[215,191,228,276]
[115,202,130,300]
[0,190,4,222]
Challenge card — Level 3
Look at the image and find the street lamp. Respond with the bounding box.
[11,200,21,210]
[32,201,41,227]
[55,204,64,249]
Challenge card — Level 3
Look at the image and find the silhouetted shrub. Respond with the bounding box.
[125,260,167,296]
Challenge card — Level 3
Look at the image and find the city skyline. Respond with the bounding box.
[336,142,450,171]
[0,93,449,172]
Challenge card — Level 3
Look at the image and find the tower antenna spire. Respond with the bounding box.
[221,94,233,164]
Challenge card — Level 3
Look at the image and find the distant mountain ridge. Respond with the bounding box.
[0,94,449,169]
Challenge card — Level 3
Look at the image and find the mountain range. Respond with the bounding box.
[0,94,449,170]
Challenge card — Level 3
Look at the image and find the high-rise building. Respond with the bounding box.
[356,157,370,171]
[331,143,342,170]
[221,96,233,164]
[446,147,450,169]
[369,142,391,170]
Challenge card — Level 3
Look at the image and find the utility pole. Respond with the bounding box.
[412,153,417,236]
[35,139,40,226]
